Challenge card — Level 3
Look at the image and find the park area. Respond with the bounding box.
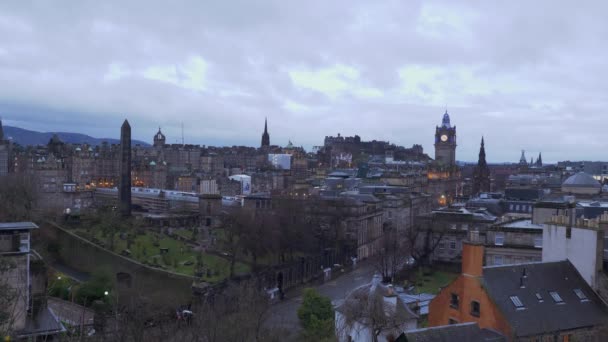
[407,268,458,294]
[73,227,250,283]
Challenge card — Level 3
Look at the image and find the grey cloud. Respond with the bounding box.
[1,0,607,162]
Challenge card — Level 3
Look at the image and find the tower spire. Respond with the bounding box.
[261,117,270,148]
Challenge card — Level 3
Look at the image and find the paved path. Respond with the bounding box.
[267,261,377,334]
[51,262,91,283]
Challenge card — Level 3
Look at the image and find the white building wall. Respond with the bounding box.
[542,224,600,288]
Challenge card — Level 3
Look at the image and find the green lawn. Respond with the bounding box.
[413,270,458,294]
[74,229,249,282]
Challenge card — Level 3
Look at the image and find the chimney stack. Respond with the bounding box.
[462,240,484,277]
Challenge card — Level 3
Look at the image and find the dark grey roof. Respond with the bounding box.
[0,222,39,231]
[481,260,608,338]
[400,322,505,342]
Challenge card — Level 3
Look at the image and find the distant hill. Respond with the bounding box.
[3,125,150,147]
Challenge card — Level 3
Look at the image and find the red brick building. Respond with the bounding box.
[429,240,608,340]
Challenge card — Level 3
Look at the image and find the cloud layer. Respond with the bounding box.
[1,0,607,162]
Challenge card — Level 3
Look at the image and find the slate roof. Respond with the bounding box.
[398,322,505,342]
[481,260,608,338]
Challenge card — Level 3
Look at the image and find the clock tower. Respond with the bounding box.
[434,110,457,166]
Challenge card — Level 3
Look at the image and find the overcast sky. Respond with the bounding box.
[0,1,607,162]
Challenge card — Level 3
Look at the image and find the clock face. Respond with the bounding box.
[441,134,448,142]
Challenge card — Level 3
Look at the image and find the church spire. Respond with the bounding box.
[261,117,270,147]
[536,152,543,167]
[472,136,491,195]
[478,136,487,166]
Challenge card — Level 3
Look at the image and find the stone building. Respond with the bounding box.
[416,206,497,266]
[0,222,65,339]
[484,219,543,266]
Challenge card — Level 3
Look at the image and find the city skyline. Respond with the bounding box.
[1,1,608,162]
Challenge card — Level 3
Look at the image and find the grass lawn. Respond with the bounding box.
[74,228,249,283]
[413,270,458,294]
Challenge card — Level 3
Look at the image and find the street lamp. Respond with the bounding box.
[104,291,109,296]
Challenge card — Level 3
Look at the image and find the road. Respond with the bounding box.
[267,261,377,335]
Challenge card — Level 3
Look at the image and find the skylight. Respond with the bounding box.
[510,295,524,309]
[574,289,588,301]
[535,293,543,302]
[549,291,563,303]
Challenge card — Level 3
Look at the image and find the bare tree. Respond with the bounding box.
[337,281,413,342]
[405,220,447,268]
[373,223,408,284]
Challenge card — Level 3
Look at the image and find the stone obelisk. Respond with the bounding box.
[119,119,132,217]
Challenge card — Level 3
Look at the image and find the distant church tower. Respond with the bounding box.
[153,127,166,148]
[261,117,270,148]
[434,111,457,166]
[119,119,132,217]
[472,137,491,195]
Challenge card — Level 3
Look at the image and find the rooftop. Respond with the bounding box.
[481,260,608,337]
[499,219,543,231]
[562,172,601,188]
[0,222,39,231]
[399,322,505,342]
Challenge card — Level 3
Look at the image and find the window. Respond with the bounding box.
[566,227,572,239]
[574,289,589,302]
[470,301,480,317]
[534,236,543,248]
[438,242,445,251]
[510,295,525,309]
[450,241,456,250]
[549,291,564,304]
[495,232,504,246]
[509,204,514,211]
[535,293,544,302]
[450,293,459,309]
[494,255,503,265]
